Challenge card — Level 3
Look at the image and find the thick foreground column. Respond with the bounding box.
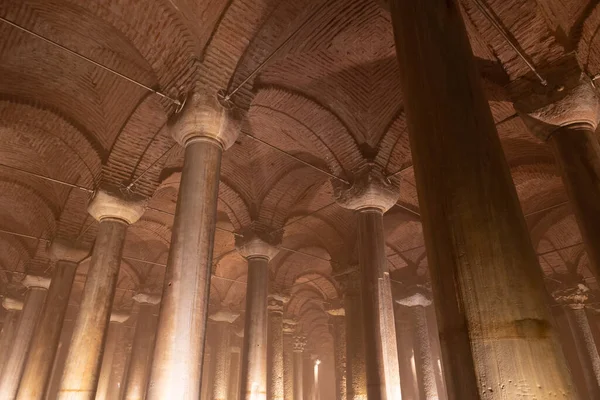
[267,294,287,400]
[95,313,130,400]
[209,309,239,400]
[326,306,347,400]
[0,280,48,398]
[147,92,239,400]
[333,166,401,400]
[123,295,160,400]
[17,241,85,400]
[292,336,306,400]
[237,232,279,400]
[282,319,296,400]
[397,291,438,400]
[0,300,21,373]
[389,1,576,398]
[58,189,144,400]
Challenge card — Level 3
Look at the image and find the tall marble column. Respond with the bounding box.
[396,290,439,400]
[237,230,279,400]
[209,309,239,400]
[147,92,240,400]
[0,276,48,397]
[17,241,86,400]
[336,270,367,400]
[0,299,22,373]
[292,336,306,400]
[95,312,130,400]
[122,294,161,400]
[267,294,288,400]
[394,303,418,400]
[389,1,576,397]
[282,319,297,400]
[201,346,213,400]
[326,307,347,400]
[228,347,241,400]
[519,76,600,282]
[333,166,401,400]
[58,189,144,399]
[426,306,447,400]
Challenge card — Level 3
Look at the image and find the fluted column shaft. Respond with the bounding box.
[566,306,600,397]
[551,124,600,279]
[268,296,285,400]
[147,139,222,399]
[211,321,234,400]
[0,310,19,373]
[0,288,46,397]
[58,219,130,399]
[389,1,576,398]
[240,256,269,400]
[342,274,367,400]
[123,304,158,400]
[17,260,78,400]
[329,313,346,400]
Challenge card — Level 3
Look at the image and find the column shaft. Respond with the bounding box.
[123,305,158,400]
[283,334,294,400]
[239,257,269,400]
[357,210,400,400]
[426,305,446,400]
[394,305,418,400]
[551,125,600,278]
[412,306,438,400]
[0,288,46,397]
[17,261,77,400]
[389,0,576,398]
[147,139,222,400]
[268,310,284,400]
[330,316,347,400]
[344,286,367,399]
[566,307,600,397]
[293,351,303,400]
[211,322,233,400]
[201,349,212,400]
[58,219,128,399]
[46,318,75,400]
[95,322,122,400]
[0,310,19,373]
[228,351,241,400]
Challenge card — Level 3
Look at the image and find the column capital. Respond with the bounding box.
[21,275,51,290]
[87,186,146,224]
[235,224,281,260]
[132,292,161,305]
[332,163,399,212]
[2,297,23,311]
[292,335,307,353]
[110,312,130,323]
[267,293,289,314]
[326,307,345,317]
[335,268,361,295]
[209,309,240,324]
[283,319,297,335]
[49,239,89,263]
[169,90,241,149]
[395,285,432,308]
[552,283,591,309]
[516,73,600,141]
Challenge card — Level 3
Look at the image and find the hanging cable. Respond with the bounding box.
[0,163,94,193]
[125,144,177,191]
[0,16,183,109]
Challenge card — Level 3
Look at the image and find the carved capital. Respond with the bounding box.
[293,335,307,352]
[170,91,241,149]
[516,74,600,141]
[2,297,23,311]
[395,285,432,307]
[267,294,289,314]
[21,275,51,290]
[553,283,590,309]
[209,309,240,324]
[132,293,161,305]
[336,268,361,295]
[110,312,130,323]
[283,319,297,335]
[88,186,146,224]
[49,239,89,263]
[332,164,399,212]
[235,224,281,260]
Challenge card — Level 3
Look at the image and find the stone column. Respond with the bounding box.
[58,189,144,399]
[0,299,21,373]
[147,92,240,400]
[292,336,306,400]
[326,307,346,400]
[122,294,161,400]
[394,303,418,400]
[46,317,75,400]
[283,319,297,400]
[95,312,130,400]
[201,347,213,400]
[337,270,366,400]
[267,294,288,400]
[237,231,279,400]
[209,309,240,400]
[17,241,87,400]
[333,165,401,400]
[228,347,241,400]
[396,290,438,400]
[389,1,576,398]
[0,277,48,397]
[426,306,446,400]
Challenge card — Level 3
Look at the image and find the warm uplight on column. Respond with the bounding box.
[313,360,320,400]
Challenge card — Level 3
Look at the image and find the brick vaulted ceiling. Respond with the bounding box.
[0,0,599,353]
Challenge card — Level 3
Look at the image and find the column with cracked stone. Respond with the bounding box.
[147,91,240,400]
[0,276,48,397]
[209,309,240,400]
[17,240,87,400]
[333,165,401,400]
[58,188,145,400]
[267,294,288,400]
[236,229,280,400]
[326,305,347,400]
[122,294,161,400]
[292,335,306,400]
[95,312,130,400]
[389,0,576,397]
